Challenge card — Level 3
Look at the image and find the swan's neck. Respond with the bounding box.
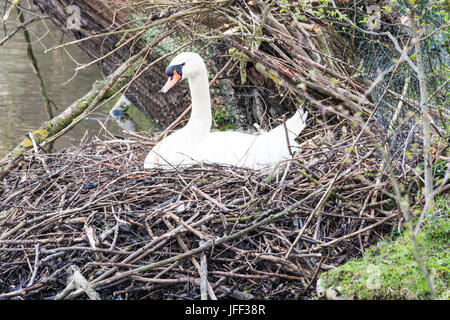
[187,70,211,133]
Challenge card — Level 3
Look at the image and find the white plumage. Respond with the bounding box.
[144,52,307,170]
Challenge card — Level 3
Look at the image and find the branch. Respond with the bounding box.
[0,17,44,46]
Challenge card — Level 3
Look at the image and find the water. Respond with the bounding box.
[0,14,125,159]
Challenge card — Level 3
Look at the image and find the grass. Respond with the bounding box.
[317,195,449,300]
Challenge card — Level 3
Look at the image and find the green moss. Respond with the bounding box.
[91,79,103,91]
[20,138,32,148]
[34,128,49,141]
[128,14,203,60]
[19,128,49,149]
[213,106,236,131]
[317,195,450,300]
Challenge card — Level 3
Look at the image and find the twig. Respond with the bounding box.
[284,174,337,260]
[0,17,44,46]
[55,265,101,300]
[26,243,40,287]
[191,185,231,212]
[2,0,19,22]
[200,240,208,300]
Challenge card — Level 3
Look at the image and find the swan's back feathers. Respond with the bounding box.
[144,109,308,170]
[244,108,308,168]
[279,108,308,143]
[289,108,308,136]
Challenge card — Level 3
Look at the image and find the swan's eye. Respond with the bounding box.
[161,63,185,93]
[165,63,185,79]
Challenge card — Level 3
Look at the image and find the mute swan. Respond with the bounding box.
[144,52,307,170]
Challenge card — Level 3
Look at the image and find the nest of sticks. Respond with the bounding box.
[0,118,401,300]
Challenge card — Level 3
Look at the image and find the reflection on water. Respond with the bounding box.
[0,13,127,158]
[109,95,136,132]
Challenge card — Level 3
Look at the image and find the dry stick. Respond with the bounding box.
[257,254,299,272]
[163,216,217,300]
[200,240,208,300]
[26,243,40,287]
[41,246,130,256]
[0,16,43,46]
[0,283,44,299]
[301,255,325,295]
[153,261,180,280]
[212,265,247,289]
[130,275,199,285]
[356,191,374,249]
[55,265,101,300]
[75,27,151,71]
[63,148,377,298]
[276,160,292,203]
[0,220,25,241]
[251,269,300,281]
[191,185,231,212]
[274,115,296,203]
[27,132,50,174]
[0,154,23,181]
[0,204,92,241]
[168,213,210,241]
[284,173,338,260]
[84,214,215,287]
[211,271,269,280]
[2,0,19,21]
[282,116,293,157]
[365,175,383,243]
[313,214,395,250]
[388,76,411,134]
[122,130,156,143]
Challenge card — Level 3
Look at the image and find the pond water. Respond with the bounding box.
[0,13,128,159]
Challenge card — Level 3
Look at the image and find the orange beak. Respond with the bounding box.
[160,70,181,94]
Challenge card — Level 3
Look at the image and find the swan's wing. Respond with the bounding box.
[144,129,200,168]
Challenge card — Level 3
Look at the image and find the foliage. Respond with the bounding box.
[318,196,450,300]
[213,106,236,131]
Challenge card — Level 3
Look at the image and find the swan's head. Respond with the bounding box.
[160,52,206,94]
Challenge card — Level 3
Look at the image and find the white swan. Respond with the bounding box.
[144,52,308,170]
